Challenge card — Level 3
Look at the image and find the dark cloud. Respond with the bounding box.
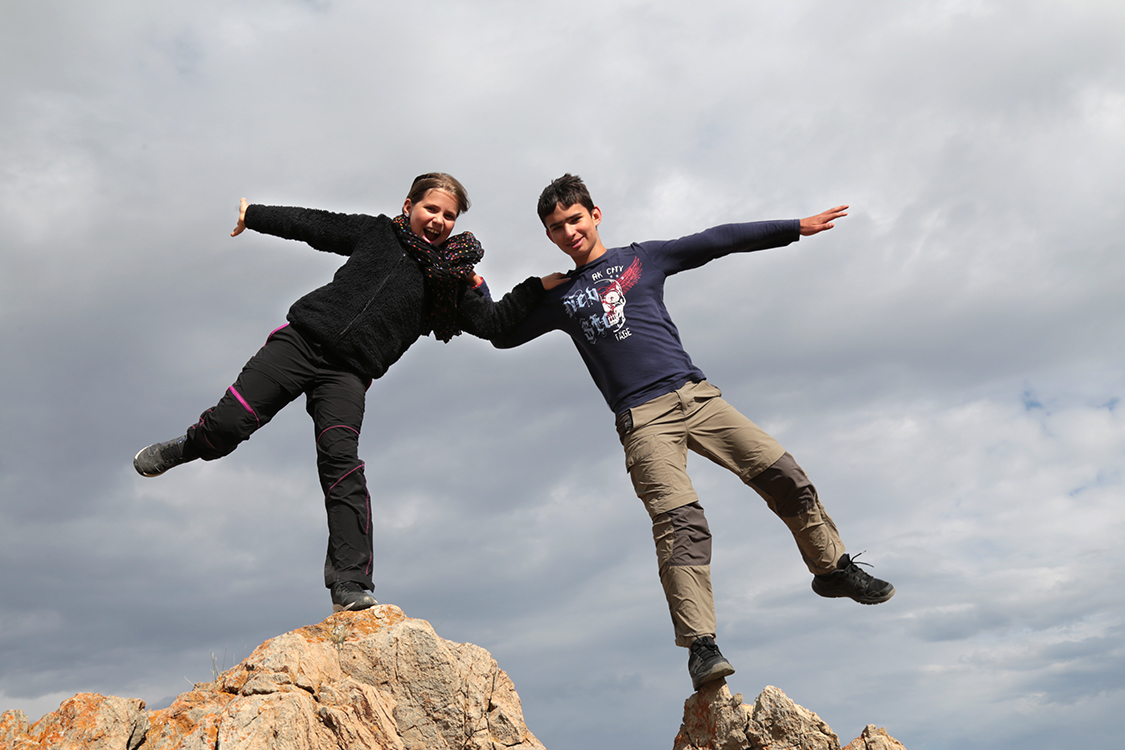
[2,2,1123,749]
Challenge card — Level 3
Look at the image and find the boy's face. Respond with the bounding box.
[543,202,606,267]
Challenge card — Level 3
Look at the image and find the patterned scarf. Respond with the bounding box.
[392,213,484,342]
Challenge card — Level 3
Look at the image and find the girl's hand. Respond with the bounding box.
[541,272,568,290]
[231,198,249,237]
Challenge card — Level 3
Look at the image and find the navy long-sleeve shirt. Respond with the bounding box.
[493,220,800,415]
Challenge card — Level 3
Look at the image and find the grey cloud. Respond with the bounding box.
[2,3,1124,750]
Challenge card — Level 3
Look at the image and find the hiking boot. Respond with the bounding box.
[331,581,378,613]
[812,553,895,604]
[688,635,735,691]
[134,436,192,477]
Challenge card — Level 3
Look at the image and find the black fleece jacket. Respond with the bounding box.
[245,204,544,380]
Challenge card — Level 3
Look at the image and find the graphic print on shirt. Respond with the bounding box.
[561,256,642,343]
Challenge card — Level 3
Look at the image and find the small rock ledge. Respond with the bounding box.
[674,679,907,750]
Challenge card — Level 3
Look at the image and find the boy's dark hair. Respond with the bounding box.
[407,172,471,214]
[537,173,594,224]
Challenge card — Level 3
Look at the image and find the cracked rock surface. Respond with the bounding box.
[3,606,543,750]
[673,680,909,750]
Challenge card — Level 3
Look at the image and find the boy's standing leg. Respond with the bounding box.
[618,382,746,690]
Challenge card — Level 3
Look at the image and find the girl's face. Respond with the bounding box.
[403,188,460,245]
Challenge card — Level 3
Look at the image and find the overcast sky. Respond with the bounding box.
[2,2,1123,749]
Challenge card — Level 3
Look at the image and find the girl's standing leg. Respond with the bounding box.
[305,368,373,592]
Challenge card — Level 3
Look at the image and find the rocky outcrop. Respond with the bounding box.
[2,605,908,750]
[675,681,837,750]
[3,606,541,750]
[0,711,30,748]
[674,679,907,750]
[1,694,148,750]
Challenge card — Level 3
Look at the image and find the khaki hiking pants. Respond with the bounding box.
[617,380,845,647]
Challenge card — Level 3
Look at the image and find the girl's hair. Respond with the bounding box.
[406,172,471,214]
[537,173,594,224]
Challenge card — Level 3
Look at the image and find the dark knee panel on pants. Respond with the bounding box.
[748,452,818,518]
[747,452,845,574]
[656,501,713,570]
[653,501,717,646]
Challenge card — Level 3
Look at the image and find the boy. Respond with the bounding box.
[494,174,893,691]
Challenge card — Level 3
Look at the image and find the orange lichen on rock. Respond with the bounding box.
[297,604,408,645]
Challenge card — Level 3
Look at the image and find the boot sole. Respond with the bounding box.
[332,599,379,614]
[811,582,895,604]
[691,660,735,691]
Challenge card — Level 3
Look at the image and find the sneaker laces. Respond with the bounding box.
[838,551,886,591]
[846,550,873,569]
[690,636,719,657]
[158,440,183,461]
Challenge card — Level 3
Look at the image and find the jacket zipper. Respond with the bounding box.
[333,252,406,344]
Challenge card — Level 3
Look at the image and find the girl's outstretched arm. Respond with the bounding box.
[457,276,548,341]
[237,204,373,257]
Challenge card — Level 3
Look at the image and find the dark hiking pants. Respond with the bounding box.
[185,324,373,590]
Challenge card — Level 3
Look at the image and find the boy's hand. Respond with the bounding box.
[231,198,249,237]
[541,272,569,290]
[800,205,849,236]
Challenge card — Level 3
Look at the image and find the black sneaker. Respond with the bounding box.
[687,635,735,691]
[331,581,378,613]
[134,436,191,477]
[812,552,895,604]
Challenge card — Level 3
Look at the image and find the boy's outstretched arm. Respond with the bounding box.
[800,205,849,236]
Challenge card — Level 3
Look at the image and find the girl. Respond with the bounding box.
[134,173,555,612]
